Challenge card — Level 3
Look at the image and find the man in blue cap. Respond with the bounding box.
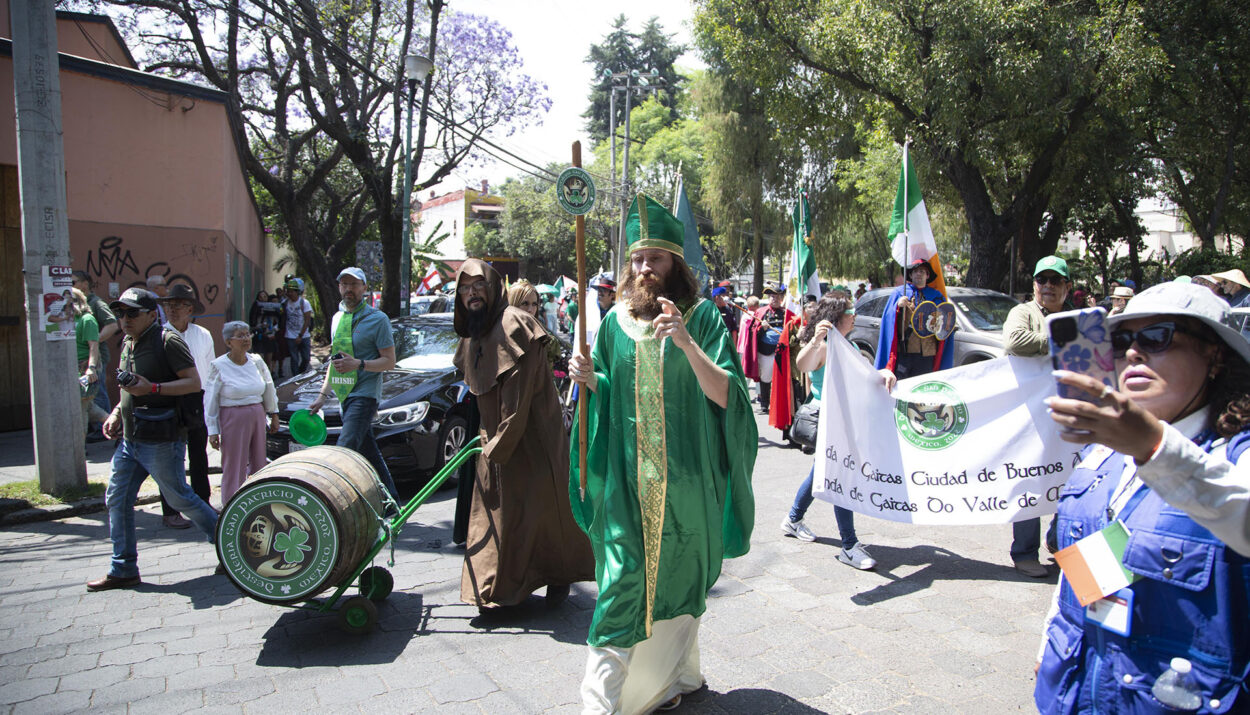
[713,285,738,344]
[309,267,398,500]
[281,277,313,375]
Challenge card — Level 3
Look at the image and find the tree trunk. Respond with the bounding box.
[751,197,764,296]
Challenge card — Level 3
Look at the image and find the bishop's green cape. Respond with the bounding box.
[571,297,757,649]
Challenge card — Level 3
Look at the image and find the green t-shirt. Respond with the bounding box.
[86,293,116,365]
[117,322,195,441]
[75,313,99,362]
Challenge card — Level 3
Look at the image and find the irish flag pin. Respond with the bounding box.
[1054,521,1140,607]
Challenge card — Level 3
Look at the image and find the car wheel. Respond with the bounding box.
[437,414,469,470]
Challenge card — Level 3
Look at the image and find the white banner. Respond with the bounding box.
[814,334,1080,525]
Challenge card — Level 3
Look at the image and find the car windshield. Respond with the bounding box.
[393,322,459,369]
[955,296,1018,331]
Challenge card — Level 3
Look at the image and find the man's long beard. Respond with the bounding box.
[465,305,490,337]
[627,275,668,320]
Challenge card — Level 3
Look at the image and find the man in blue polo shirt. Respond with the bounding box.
[309,267,398,499]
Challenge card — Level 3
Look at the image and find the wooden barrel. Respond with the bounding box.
[216,445,385,604]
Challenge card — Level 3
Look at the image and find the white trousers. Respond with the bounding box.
[758,353,775,383]
[580,615,703,715]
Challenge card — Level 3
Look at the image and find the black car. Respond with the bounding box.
[267,313,471,483]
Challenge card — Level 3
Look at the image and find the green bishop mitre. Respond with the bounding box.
[625,193,685,256]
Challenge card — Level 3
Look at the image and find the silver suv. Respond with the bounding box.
[848,286,1021,366]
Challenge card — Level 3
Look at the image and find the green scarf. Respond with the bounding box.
[327,303,359,403]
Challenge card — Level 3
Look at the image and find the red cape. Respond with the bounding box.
[767,313,800,431]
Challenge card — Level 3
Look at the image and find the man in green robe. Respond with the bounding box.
[569,194,757,714]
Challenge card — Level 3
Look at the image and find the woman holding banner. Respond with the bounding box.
[780,293,895,570]
[1037,282,1250,713]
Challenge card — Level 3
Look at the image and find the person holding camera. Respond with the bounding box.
[88,288,219,592]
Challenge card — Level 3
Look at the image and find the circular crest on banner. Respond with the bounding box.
[556,167,596,215]
[894,380,969,451]
[217,481,340,603]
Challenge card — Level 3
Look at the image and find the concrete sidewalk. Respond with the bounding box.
[0,430,225,526]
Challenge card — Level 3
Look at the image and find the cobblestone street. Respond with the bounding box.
[0,412,1055,713]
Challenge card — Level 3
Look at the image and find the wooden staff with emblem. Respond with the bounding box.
[556,144,596,499]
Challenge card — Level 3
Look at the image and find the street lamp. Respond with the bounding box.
[400,53,433,315]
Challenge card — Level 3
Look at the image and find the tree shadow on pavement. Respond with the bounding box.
[682,685,826,713]
[842,543,1058,606]
[254,592,426,667]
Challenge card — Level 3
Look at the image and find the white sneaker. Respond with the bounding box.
[780,517,816,542]
[837,543,877,570]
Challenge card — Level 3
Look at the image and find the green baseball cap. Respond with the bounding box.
[1033,255,1069,279]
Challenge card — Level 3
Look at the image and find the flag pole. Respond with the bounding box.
[573,142,589,500]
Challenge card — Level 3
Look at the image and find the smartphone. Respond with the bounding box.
[1046,307,1116,403]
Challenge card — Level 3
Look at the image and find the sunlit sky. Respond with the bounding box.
[431,0,703,194]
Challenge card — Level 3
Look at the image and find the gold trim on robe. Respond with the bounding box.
[626,316,667,639]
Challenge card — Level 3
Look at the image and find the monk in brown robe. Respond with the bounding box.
[452,259,594,611]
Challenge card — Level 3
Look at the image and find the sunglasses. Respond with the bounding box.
[1110,322,1197,358]
[1034,275,1067,286]
[457,282,488,295]
[116,308,150,319]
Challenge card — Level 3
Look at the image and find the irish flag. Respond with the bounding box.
[889,144,947,297]
[1054,521,1140,607]
[785,191,821,315]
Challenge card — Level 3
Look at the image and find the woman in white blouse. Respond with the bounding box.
[206,321,279,504]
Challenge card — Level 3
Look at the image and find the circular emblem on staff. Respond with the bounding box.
[217,482,339,603]
[894,380,969,451]
[556,167,596,215]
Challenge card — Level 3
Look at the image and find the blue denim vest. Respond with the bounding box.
[1035,430,1250,714]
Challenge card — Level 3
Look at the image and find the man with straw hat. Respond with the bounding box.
[568,194,757,714]
[156,284,214,527]
[1211,268,1250,308]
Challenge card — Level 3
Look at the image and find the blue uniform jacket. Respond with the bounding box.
[1035,430,1250,714]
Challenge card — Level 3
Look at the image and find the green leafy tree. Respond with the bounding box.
[694,0,1162,290]
[584,15,687,141]
[1143,0,1250,250]
[693,67,794,294]
[495,171,609,281]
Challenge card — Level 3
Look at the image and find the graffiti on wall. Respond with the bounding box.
[84,234,225,313]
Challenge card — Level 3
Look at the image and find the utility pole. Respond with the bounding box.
[12,0,88,492]
[604,69,664,277]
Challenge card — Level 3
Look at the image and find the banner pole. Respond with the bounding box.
[573,142,589,500]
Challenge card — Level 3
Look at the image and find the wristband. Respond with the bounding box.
[151,382,160,394]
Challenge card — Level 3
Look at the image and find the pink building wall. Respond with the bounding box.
[0,5,268,406]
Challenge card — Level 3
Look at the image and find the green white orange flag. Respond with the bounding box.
[785,191,821,315]
[889,143,947,297]
[1054,521,1140,607]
